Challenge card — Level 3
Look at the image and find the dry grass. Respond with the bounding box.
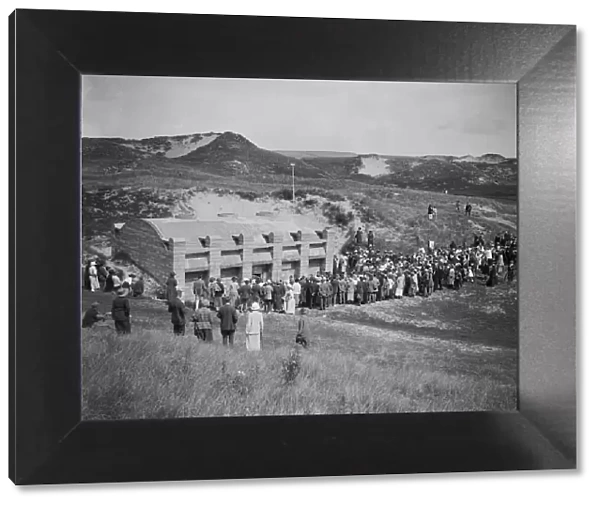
[82,281,517,420]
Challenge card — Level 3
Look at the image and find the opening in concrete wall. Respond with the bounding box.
[252,263,272,282]
[220,267,242,285]
[281,261,300,280]
[185,270,209,284]
[308,258,325,275]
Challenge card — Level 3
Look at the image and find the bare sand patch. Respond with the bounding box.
[358,156,390,177]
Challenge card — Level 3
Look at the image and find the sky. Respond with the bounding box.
[83,76,516,157]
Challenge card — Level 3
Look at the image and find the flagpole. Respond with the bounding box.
[291,162,295,209]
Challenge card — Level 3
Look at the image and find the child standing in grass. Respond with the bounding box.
[295,308,309,348]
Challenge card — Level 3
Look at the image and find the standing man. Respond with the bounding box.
[319,279,328,310]
[169,290,187,336]
[251,278,262,305]
[331,275,340,307]
[355,227,363,245]
[465,203,472,217]
[367,230,374,249]
[111,288,131,334]
[166,272,178,304]
[192,299,213,342]
[193,275,206,310]
[229,276,240,309]
[262,281,273,314]
[361,275,370,304]
[213,278,224,310]
[217,297,238,347]
[456,200,461,212]
[312,276,320,310]
[338,276,347,305]
[239,278,252,312]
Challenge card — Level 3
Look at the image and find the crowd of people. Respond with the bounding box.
[83,259,145,297]
[83,227,517,352]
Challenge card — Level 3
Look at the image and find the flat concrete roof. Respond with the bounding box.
[142,217,325,252]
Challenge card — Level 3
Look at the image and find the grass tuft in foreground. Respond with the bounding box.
[82,325,515,420]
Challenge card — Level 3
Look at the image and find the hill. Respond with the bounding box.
[83,131,517,199]
[179,132,326,178]
[276,150,358,159]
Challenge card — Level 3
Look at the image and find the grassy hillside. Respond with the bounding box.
[83,132,517,200]
[82,282,517,420]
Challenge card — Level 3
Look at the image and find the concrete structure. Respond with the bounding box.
[112,215,334,299]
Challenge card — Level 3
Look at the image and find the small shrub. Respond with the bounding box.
[235,191,259,201]
[271,188,294,201]
[322,202,354,227]
[281,347,302,385]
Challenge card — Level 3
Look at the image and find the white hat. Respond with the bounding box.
[250,302,261,311]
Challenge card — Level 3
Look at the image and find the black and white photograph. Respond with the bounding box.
[81,76,518,419]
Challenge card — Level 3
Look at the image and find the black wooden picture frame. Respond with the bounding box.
[8,9,577,485]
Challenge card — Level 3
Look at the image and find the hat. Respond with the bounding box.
[250,302,260,311]
[117,288,127,297]
[90,261,96,266]
[91,301,100,307]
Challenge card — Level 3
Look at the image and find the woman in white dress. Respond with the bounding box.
[346,276,355,303]
[245,302,263,351]
[284,285,296,315]
[89,261,100,292]
[395,270,405,298]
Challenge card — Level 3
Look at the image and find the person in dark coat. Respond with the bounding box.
[367,231,374,248]
[331,276,339,306]
[433,265,444,291]
[310,277,320,309]
[355,278,364,305]
[111,288,131,334]
[239,279,252,312]
[97,262,108,291]
[169,290,187,336]
[217,297,238,347]
[82,301,105,328]
[251,279,262,304]
[486,264,498,287]
[505,262,516,283]
[166,272,178,304]
[271,282,282,312]
[355,227,363,245]
[83,261,91,291]
[104,268,114,292]
[193,276,207,310]
[300,277,309,307]
[362,276,370,304]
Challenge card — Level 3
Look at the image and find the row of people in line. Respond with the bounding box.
[83,290,310,350]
